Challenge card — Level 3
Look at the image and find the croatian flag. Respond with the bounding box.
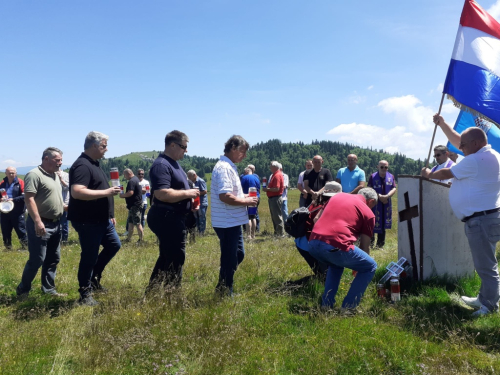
[447,110,500,155]
[443,0,500,126]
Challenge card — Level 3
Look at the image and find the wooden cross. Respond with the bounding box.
[398,191,419,280]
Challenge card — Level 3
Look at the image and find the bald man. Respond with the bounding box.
[0,167,28,249]
[422,115,500,317]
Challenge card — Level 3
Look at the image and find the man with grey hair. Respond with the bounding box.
[263,160,285,236]
[119,168,144,243]
[17,147,65,298]
[187,169,208,235]
[0,166,28,249]
[422,114,500,317]
[69,131,122,306]
[308,187,378,311]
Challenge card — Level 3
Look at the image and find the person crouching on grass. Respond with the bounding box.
[308,188,378,312]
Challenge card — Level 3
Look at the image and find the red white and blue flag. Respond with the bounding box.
[443,0,500,126]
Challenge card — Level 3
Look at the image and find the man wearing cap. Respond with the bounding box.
[422,114,500,317]
[335,154,366,194]
[308,188,378,310]
[367,160,397,249]
[0,167,28,249]
[16,147,65,297]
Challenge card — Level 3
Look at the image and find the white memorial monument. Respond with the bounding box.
[397,175,475,281]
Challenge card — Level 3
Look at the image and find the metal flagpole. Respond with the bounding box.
[425,93,446,168]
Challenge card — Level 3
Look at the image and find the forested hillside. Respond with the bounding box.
[100,140,425,186]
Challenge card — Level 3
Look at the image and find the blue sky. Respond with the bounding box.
[2,0,500,169]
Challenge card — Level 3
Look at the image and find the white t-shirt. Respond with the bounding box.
[297,170,305,188]
[431,159,455,184]
[449,145,500,220]
[138,179,150,205]
[282,173,289,200]
[211,155,248,228]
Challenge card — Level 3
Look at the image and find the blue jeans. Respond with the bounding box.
[141,203,147,228]
[147,205,187,288]
[60,211,69,242]
[197,205,207,234]
[309,239,377,309]
[282,199,289,223]
[73,220,121,297]
[17,216,61,295]
[214,226,245,293]
[464,212,500,312]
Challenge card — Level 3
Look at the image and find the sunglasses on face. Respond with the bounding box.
[434,153,442,157]
[175,143,188,150]
[379,166,388,169]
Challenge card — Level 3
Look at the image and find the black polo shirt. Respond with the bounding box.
[304,167,333,205]
[150,153,191,214]
[68,153,114,223]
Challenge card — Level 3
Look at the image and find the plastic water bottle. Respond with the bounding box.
[145,185,151,197]
[120,185,124,194]
[262,176,267,188]
[110,168,120,187]
[248,187,257,215]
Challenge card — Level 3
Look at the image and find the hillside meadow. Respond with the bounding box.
[1,190,500,374]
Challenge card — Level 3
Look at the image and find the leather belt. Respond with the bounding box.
[462,207,500,223]
[40,216,61,223]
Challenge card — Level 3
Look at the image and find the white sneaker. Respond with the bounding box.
[461,296,482,308]
[472,305,491,317]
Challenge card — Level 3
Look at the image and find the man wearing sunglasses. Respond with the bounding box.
[367,160,396,249]
[428,145,455,185]
[421,114,500,317]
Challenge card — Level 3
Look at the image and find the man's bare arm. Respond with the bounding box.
[72,184,120,200]
[154,188,199,203]
[350,181,365,194]
[359,234,371,255]
[421,167,454,181]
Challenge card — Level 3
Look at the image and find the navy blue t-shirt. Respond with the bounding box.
[149,153,191,213]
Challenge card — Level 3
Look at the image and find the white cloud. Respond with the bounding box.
[0,159,23,170]
[377,95,435,132]
[488,0,500,21]
[326,94,458,159]
[367,85,374,90]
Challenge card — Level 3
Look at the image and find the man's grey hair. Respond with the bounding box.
[42,147,63,160]
[123,168,133,176]
[358,187,378,204]
[244,167,251,175]
[247,164,255,172]
[270,161,280,168]
[278,163,283,170]
[186,170,197,178]
[84,131,109,150]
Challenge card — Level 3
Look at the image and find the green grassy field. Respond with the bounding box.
[0,191,499,374]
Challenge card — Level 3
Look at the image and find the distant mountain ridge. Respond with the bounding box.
[98,140,424,187]
[12,165,72,175]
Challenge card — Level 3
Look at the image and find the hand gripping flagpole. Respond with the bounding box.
[425,93,446,168]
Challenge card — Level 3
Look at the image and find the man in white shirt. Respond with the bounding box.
[422,114,500,317]
[280,165,289,222]
[211,135,258,296]
[297,160,313,207]
[136,168,150,229]
[429,145,455,185]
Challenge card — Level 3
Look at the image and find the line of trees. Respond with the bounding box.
[100,140,425,187]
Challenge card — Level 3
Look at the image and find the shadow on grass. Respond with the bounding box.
[12,296,76,321]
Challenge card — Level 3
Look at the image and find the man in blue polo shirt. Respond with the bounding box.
[336,154,366,194]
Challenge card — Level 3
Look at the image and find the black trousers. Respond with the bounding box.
[371,229,386,247]
[1,210,27,245]
[147,205,187,289]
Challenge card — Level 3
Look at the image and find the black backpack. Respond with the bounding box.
[284,206,312,238]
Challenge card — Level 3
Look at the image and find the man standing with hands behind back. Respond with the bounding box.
[69,131,122,306]
[422,114,500,317]
[303,155,333,207]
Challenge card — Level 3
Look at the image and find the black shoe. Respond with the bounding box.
[78,295,99,306]
[91,277,108,293]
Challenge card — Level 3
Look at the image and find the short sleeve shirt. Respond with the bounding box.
[24,166,64,220]
[305,168,333,192]
[194,177,208,206]
[449,145,500,219]
[68,153,114,223]
[149,153,191,213]
[240,174,261,198]
[125,176,143,209]
[138,179,150,204]
[336,166,366,193]
[310,193,375,251]
[211,155,248,228]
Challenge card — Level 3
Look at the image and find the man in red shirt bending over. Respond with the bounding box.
[263,160,285,236]
[309,187,378,311]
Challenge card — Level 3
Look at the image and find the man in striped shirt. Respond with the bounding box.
[211,135,258,296]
